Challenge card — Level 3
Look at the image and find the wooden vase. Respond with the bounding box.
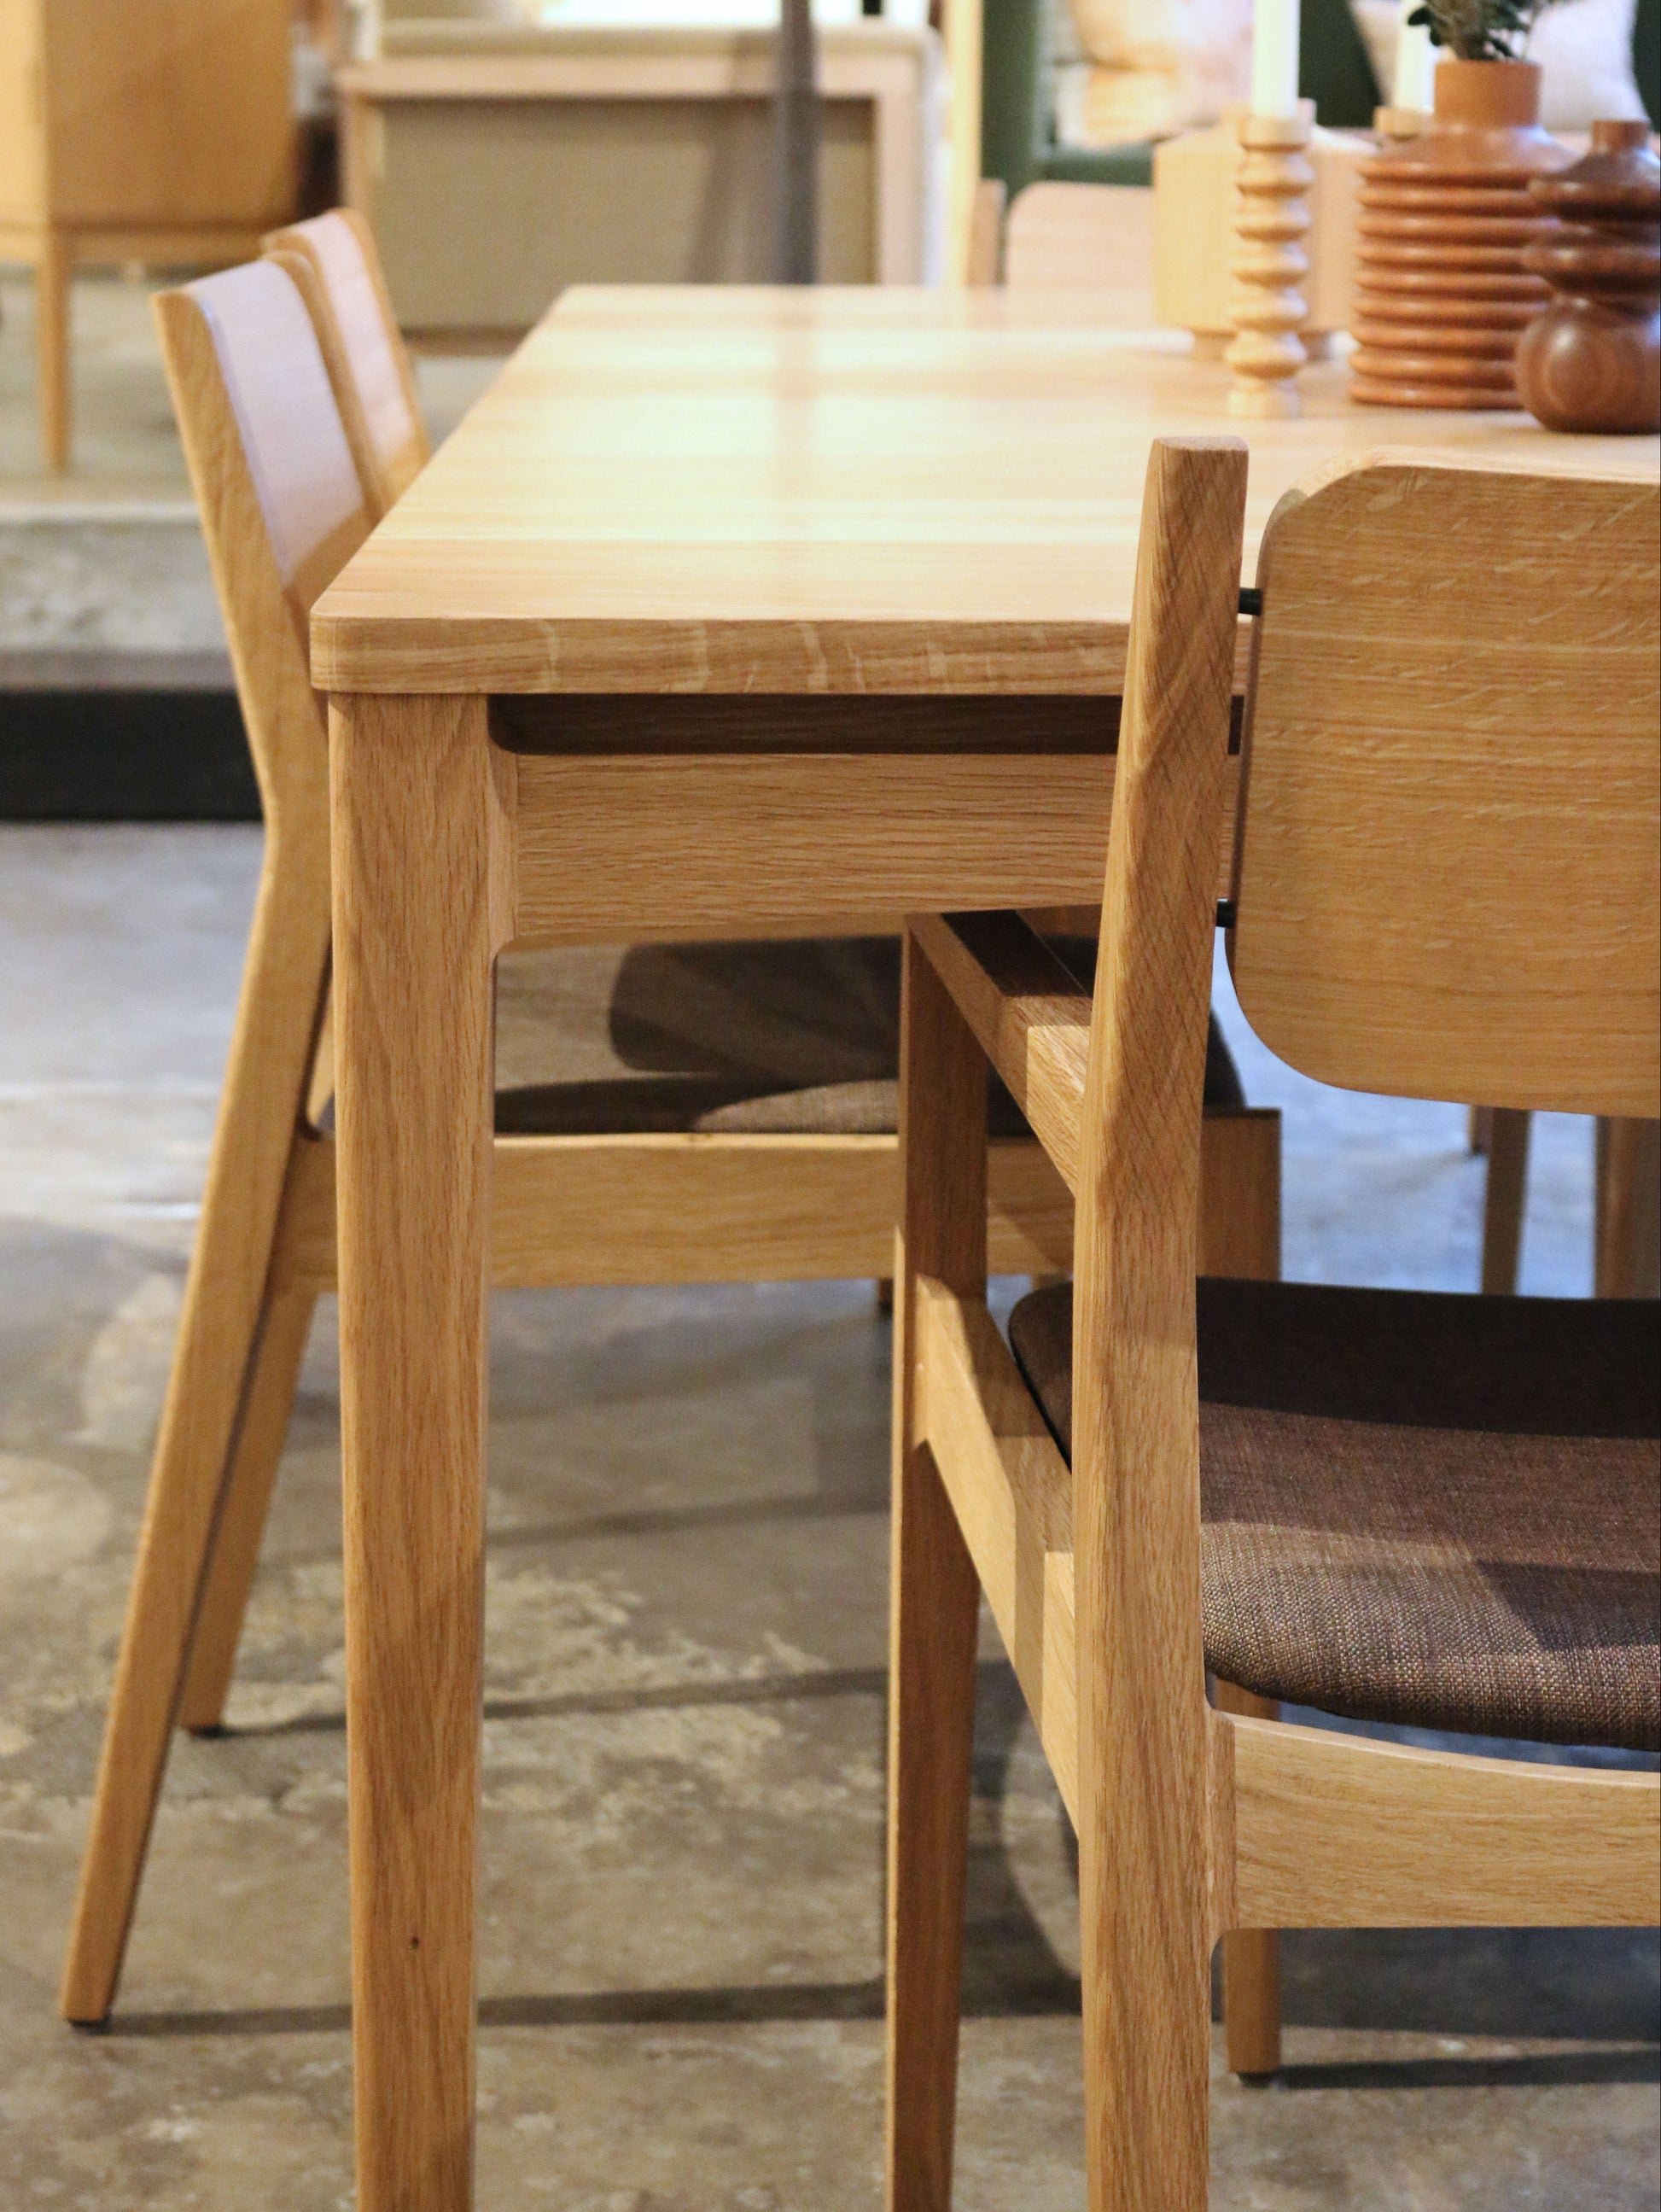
[1350,59,1573,410]
[1515,122,1661,435]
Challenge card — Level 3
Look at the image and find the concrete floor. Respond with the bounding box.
[0,271,497,686]
[1,832,1657,2210]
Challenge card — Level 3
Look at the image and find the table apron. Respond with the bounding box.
[504,749,1239,948]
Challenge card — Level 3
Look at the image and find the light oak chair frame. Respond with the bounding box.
[885,440,1660,2210]
[58,250,1284,2071]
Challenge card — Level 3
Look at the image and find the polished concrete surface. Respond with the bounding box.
[1,824,1656,2208]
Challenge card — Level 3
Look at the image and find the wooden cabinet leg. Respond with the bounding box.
[1596,1118,1661,1299]
[177,1285,319,1732]
[37,231,71,472]
[331,694,508,2212]
[1480,1108,1530,1295]
[885,935,986,2212]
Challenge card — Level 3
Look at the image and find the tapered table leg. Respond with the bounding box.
[330,692,513,2212]
[885,933,986,2212]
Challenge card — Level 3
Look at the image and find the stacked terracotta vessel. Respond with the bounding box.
[1351,59,1573,410]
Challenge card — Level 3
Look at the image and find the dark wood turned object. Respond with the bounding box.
[1516,122,1661,435]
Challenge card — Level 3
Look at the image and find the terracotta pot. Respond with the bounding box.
[1350,60,1573,410]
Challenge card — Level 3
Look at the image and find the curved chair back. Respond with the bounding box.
[154,259,375,829]
[1231,457,1660,1119]
[265,208,429,518]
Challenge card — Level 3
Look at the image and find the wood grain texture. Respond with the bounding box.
[309,287,1658,698]
[1596,1116,1661,1298]
[265,208,430,517]
[1220,1713,1661,1930]
[1233,458,1661,1119]
[330,692,512,2212]
[1210,1678,1282,2077]
[885,935,987,2211]
[911,912,1092,1192]
[510,751,1241,947]
[916,1276,1078,1820]
[269,1128,1076,1289]
[1478,1106,1530,1295]
[60,268,353,2024]
[177,1286,318,1733]
[1068,436,1248,2212]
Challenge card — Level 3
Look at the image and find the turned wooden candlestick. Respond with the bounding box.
[1226,108,1315,419]
[1516,121,1661,435]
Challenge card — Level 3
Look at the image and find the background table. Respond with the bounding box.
[312,287,1659,2212]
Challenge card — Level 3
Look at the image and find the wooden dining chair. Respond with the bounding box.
[995,174,1285,2079]
[885,440,1659,2210]
[996,178,1659,1305]
[263,207,428,520]
[57,254,1281,2035]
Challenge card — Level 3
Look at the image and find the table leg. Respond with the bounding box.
[330,693,513,2212]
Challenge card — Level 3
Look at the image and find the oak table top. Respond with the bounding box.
[312,283,1660,701]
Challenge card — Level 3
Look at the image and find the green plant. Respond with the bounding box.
[1407,0,1560,60]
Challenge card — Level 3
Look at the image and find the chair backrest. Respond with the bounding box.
[1002,181,1153,297]
[1230,456,1661,1121]
[264,208,429,518]
[154,259,375,829]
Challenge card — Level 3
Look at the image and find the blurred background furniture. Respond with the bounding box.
[338,7,940,341]
[0,0,296,470]
[964,0,1660,260]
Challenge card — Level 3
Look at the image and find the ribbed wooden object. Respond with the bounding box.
[1516,121,1661,435]
[1226,109,1315,420]
[1351,60,1571,411]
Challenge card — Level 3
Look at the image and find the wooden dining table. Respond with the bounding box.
[309,283,1660,2211]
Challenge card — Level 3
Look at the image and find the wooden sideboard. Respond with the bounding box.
[338,22,941,344]
[0,0,296,470]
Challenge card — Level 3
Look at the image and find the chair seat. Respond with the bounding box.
[494,936,1245,1139]
[1007,1278,1661,1753]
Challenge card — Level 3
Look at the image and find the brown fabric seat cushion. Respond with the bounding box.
[1006,1278,1661,1752]
[493,937,1245,1138]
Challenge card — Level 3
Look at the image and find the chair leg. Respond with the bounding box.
[1078,1751,1213,2212]
[886,934,988,2212]
[176,1285,318,1733]
[1469,1103,1493,1156]
[1479,1107,1530,1295]
[59,1150,304,2022]
[1213,1679,1283,2077]
[37,230,71,472]
[59,814,329,2022]
[1596,1118,1661,1299]
[1200,1109,1283,2079]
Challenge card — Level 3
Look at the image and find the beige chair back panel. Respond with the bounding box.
[1230,456,1660,1121]
[184,259,374,626]
[1003,182,1153,297]
[266,209,429,516]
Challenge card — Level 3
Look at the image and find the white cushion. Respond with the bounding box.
[1532,0,1648,130]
